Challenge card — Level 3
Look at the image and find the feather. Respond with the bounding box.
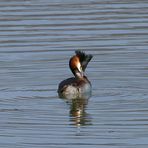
[75,50,93,71]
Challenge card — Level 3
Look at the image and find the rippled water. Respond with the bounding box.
[0,0,148,147]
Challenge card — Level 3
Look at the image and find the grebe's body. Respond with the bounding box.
[58,50,93,99]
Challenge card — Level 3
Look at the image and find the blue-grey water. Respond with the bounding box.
[0,0,148,147]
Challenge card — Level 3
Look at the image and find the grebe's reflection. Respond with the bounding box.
[59,93,92,126]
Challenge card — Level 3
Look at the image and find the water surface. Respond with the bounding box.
[0,0,148,147]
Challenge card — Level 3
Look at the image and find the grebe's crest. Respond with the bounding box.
[75,50,93,71]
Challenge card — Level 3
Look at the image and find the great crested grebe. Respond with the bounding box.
[58,50,93,98]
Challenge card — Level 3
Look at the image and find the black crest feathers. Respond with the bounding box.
[75,50,93,71]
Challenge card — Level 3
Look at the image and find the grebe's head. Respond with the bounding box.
[69,50,93,78]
